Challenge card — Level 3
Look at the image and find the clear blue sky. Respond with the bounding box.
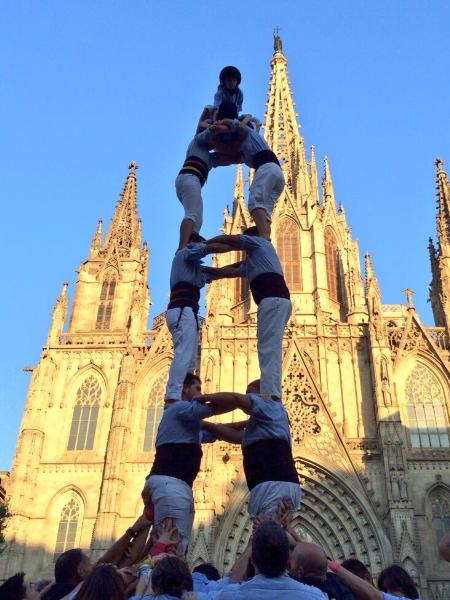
[1,0,449,471]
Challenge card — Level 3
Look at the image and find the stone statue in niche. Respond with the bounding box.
[380,358,392,407]
[398,471,408,501]
[390,469,400,502]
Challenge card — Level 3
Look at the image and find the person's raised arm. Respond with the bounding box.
[96,514,151,565]
[203,262,244,281]
[204,242,236,255]
[329,562,381,600]
[202,420,245,444]
[204,235,244,249]
[229,536,253,583]
[199,392,252,415]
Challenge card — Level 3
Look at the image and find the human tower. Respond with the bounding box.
[141,66,301,554]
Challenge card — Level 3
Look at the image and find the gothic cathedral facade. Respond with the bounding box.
[2,37,450,600]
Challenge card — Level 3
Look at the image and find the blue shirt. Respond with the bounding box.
[383,595,421,600]
[217,573,328,600]
[242,393,291,448]
[169,243,207,289]
[230,122,270,167]
[155,400,213,447]
[214,87,244,112]
[185,129,212,168]
[236,235,284,283]
[193,573,231,594]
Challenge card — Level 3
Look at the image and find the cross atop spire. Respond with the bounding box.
[264,35,309,202]
[103,163,142,258]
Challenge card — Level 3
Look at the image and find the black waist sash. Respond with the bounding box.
[250,272,290,305]
[253,149,280,171]
[168,281,200,314]
[179,155,208,186]
[149,443,203,488]
[243,438,299,491]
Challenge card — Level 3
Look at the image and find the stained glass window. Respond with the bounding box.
[96,271,117,330]
[143,373,167,452]
[431,490,450,542]
[405,364,449,448]
[276,218,301,292]
[54,498,80,559]
[67,376,101,451]
[325,228,343,304]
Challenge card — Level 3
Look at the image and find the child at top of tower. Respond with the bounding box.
[214,65,244,114]
[196,66,261,134]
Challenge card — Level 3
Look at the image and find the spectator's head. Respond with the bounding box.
[243,226,259,238]
[0,573,39,600]
[251,521,289,578]
[246,379,260,394]
[192,563,220,581]
[341,558,372,584]
[151,556,192,598]
[189,233,206,244]
[55,549,92,584]
[377,565,419,599]
[219,66,241,90]
[182,373,202,401]
[217,101,238,120]
[73,564,124,600]
[289,542,327,583]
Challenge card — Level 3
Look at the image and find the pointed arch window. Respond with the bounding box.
[325,227,343,303]
[429,488,450,544]
[233,250,249,304]
[143,373,167,452]
[96,271,117,330]
[67,376,101,451]
[54,498,80,559]
[276,218,301,292]
[405,364,449,448]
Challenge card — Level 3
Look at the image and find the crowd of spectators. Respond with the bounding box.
[0,505,435,600]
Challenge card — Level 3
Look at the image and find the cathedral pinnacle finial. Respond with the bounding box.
[435,157,444,171]
[273,27,282,52]
[403,288,415,310]
[128,161,139,172]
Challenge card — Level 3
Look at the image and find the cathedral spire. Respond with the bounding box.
[322,156,337,214]
[90,219,103,258]
[309,145,319,205]
[429,158,450,328]
[103,161,141,258]
[233,164,245,214]
[435,157,450,248]
[264,32,309,202]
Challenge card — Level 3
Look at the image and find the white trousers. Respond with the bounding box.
[248,481,302,519]
[144,475,194,554]
[248,162,285,220]
[175,173,203,232]
[165,307,198,401]
[257,297,292,398]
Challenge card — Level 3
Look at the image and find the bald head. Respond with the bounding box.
[290,542,328,582]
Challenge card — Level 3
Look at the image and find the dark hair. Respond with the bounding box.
[377,565,419,599]
[55,549,85,582]
[192,563,220,581]
[341,558,371,580]
[73,564,124,600]
[252,522,289,578]
[0,573,26,600]
[183,372,201,387]
[41,549,87,600]
[151,556,192,598]
[217,101,238,120]
[219,66,241,85]
[189,232,206,243]
[243,226,259,237]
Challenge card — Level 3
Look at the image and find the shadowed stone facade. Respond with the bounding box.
[1,36,450,599]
